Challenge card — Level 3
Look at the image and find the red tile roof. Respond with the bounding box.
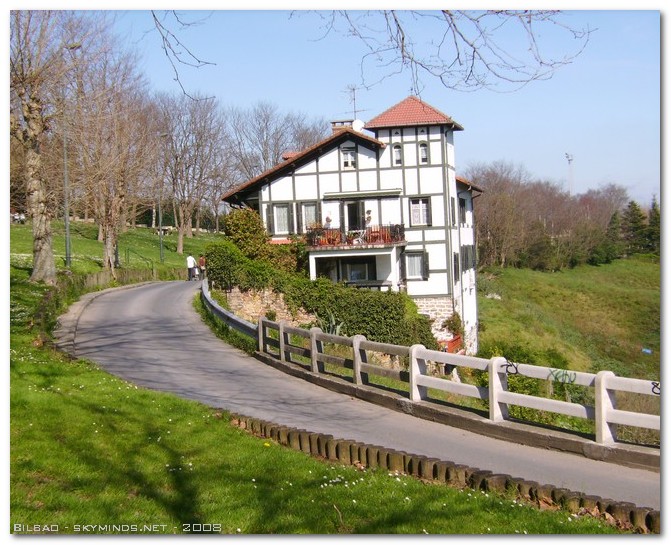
[365,95,463,130]
[222,128,385,202]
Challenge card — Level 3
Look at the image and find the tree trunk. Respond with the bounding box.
[26,145,57,284]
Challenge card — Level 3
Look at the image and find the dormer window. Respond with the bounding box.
[419,142,428,164]
[342,147,356,169]
[393,144,402,166]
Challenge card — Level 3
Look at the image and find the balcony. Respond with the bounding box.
[305,224,405,249]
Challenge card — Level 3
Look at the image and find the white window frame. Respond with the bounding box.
[302,202,318,232]
[342,147,356,169]
[393,144,403,166]
[419,142,428,164]
[274,203,291,235]
[404,251,429,280]
[410,197,431,227]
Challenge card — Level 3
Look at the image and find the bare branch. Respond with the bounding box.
[150,10,216,100]
[310,10,593,94]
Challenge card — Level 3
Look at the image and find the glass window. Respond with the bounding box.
[410,198,431,226]
[347,263,368,281]
[405,251,428,280]
[274,204,290,234]
[303,203,317,231]
[419,143,428,164]
[459,198,467,224]
[342,147,356,168]
[406,253,423,278]
[393,145,402,166]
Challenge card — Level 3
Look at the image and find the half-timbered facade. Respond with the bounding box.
[223,96,480,353]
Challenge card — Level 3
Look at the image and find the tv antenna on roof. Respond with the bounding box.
[343,84,368,119]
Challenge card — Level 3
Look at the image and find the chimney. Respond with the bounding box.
[330,119,354,133]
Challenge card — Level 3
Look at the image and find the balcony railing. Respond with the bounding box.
[306,224,405,248]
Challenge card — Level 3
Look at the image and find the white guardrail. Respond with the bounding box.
[200,282,660,446]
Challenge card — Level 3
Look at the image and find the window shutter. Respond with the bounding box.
[426,198,432,227]
[358,201,366,228]
[266,205,274,234]
[296,203,303,234]
[422,251,430,280]
[400,254,407,280]
[288,204,295,234]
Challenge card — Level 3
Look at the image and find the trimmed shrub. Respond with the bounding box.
[204,241,438,349]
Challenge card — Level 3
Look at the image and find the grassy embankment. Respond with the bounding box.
[8,222,641,534]
[477,261,660,381]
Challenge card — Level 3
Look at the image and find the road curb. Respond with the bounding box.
[229,412,660,533]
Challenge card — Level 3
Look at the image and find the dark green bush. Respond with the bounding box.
[222,208,269,259]
[204,240,438,349]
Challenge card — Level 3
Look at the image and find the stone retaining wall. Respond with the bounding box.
[413,296,455,342]
[225,287,313,326]
[229,412,660,534]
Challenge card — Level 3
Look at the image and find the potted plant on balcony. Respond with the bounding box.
[442,312,463,352]
[307,222,324,246]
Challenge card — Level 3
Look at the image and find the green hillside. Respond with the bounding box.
[477,259,660,381]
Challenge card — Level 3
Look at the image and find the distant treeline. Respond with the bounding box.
[466,161,660,271]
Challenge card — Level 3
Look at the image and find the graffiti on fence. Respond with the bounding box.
[502,361,519,375]
[548,368,577,384]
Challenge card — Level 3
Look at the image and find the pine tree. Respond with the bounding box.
[646,196,661,255]
[621,201,648,256]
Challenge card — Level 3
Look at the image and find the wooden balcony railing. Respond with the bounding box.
[305,224,405,247]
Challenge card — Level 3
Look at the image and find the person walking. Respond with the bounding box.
[198,254,207,279]
[186,254,197,281]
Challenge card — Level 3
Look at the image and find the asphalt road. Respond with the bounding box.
[57,280,661,510]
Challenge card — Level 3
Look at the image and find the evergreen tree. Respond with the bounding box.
[621,201,648,255]
[604,211,624,262]
[646,196,661,255]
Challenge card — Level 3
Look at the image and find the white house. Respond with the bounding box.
[222,96,481,354]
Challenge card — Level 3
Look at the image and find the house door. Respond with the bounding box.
[344,201,365,231]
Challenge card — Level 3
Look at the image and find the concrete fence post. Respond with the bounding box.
[257,316,265,353]
[310,327,323,373]
[409,344,427,401]
[489,357,509,422]
[278,321,287,362]
[595,370,617,444]
[352,335,367,385]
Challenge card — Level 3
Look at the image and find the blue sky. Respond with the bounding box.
[108,8,661,206]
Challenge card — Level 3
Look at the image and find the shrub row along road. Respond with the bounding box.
[58,281,660,510]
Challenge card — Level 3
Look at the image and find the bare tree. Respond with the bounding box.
[466,161,631,269]
[466,161,532,268]
[10,10,94,283]
[69,31,153,274]
[159,93,225,253]
[310,10,592,94]
[227,102,329,179]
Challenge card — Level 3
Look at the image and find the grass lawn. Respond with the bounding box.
[477,260,660,380]
[7,224,629,534]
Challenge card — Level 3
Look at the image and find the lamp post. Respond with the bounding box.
[62,42,81,268]
[158,188,164,263]
[158,132,169,263]
[63,120,71,268]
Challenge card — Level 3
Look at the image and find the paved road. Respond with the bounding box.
[58,280,661,510]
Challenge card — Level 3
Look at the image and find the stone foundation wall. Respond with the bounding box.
[412,296,455,342]
[225,287,313,328]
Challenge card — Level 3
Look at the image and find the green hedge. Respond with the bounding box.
[205,240,438,349]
